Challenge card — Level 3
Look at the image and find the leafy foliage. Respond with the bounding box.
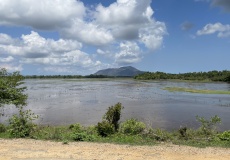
[8,107,38,138]
[218,131,230,141]
[120,118,146,135]
[71,132,95,141]
[0,123,6,133]
[97,121,115,137]
[69,123,83,132]
[103,102,124,131]
[196,115,221,135]
[0,68,27,108]
[96,102,124,137]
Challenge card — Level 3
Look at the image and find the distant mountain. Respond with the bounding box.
[94,66,145,77]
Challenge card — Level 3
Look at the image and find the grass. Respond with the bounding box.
[163,87,230,95]
[1,122,230,148]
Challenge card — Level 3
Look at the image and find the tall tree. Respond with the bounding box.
[0,68,27,108]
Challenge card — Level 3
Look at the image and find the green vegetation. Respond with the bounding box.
[164,87,230,95]
[1,68,230,148]
[96,102,123,136]
[0,68,38,138]
[120,118,146,135]
[0,68,27,107]
[196,115,221,135]
[8,107,38,138]
[134,70,230,82]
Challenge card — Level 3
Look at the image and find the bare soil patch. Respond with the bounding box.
[0,139,229,160]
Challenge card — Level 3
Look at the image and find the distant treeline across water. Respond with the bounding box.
[134,70,230,82]
[24,70,230,82]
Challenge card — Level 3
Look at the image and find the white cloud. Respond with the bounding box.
[0,63,22,72]
[93,0,166,48]
[197,23,230,38]
[0,33,17,44]
[0,56,14,62]
[0,0,168,74]
[0,0,85,29]
[95,0,152,25]
[0,31,82,58]
[115,41,141,65]
[0,32,102,73]
[61,20,114,46]
[139,22,166,50]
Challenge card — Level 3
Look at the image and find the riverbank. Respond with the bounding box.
[0,138,230,160]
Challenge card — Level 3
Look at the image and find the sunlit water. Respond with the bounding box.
[1,79,230,131]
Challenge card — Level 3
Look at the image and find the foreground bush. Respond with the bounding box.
[97,102,124,137]
[120,118,146,135]
[196,115,221,136]
[0,123,6,133]
[8,107,38,138]
[218,131,230,141]
[97,121,115,137]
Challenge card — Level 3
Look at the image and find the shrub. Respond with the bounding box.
[103,102,124,131]
[178,127,188,138]
[8,107,38,138]
[97,102,124,136]
[96,121,115,137]
[196,115,221,135]
[120,118,146,135]
[218,131,230,141]
[71,132,95,141]
[69,123,83,132]
[0,123,6,133]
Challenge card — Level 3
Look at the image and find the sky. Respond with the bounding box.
[0,0,229,75]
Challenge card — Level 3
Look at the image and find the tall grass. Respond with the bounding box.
[164,87,230,95]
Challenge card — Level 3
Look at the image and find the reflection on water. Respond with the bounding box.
[1,79,230,131]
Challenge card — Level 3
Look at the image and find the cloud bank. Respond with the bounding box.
[0,0,167,74]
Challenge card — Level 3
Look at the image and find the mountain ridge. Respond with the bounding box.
[94,66,144,77]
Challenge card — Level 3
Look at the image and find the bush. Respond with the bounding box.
[8,107,38,138]
[178,127,188,138]
[0,123,6,133]
[218,131,230,141]
[103,102,124,131]
[96,121,115,137]
[97,102,124,137]
[71,132,95,141]
[196,115,221,135]
[120,118,146,135]
[69,123,83,132]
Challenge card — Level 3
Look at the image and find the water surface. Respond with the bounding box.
[1,79,230,131]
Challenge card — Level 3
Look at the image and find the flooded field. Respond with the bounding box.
[1,79,230,131]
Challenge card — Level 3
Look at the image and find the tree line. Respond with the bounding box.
[134,70,230,82]
[24,74,130,79]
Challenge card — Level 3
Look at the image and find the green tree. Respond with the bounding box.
[97,103,124,137]
[0,68,27,108]
[103,102,124,131]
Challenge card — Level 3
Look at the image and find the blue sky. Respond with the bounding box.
[0,0,229,75]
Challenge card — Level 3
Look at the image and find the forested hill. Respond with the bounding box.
[94,66,144,77]
[134,70,230,82]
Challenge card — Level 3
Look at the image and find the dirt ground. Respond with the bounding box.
[0,139,230,160]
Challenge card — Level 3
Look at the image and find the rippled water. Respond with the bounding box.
[1,79,230,131]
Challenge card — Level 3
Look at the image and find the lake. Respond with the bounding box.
[1,79,230,131]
